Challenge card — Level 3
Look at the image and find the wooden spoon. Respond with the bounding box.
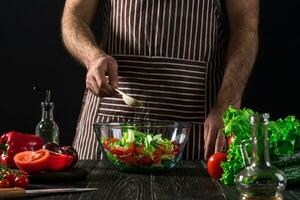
[115,88,143,108]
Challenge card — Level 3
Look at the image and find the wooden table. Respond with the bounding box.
[27,160,300,200]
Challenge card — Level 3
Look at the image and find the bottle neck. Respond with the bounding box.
[251,119,271,167]
[41,107,54,120]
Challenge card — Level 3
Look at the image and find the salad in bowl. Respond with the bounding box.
[94,121,191,172]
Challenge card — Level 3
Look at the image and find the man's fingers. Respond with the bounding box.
[204,126,215,160]
[93,73,118,97]
[204,123,209,142]
[87,77,100,95]
[102,82,119,97]
[93,72,102,89]
[107,60,118,88]
[204,126,219,160]
[203,123,210,160]
[214,131,225,152]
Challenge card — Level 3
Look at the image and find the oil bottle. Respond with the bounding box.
[235,113,286,200]
[35,90,59,144]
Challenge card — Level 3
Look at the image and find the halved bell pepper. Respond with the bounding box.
[0,131,44,168]
[46,151,73,171]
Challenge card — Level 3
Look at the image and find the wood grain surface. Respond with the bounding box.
[26,160,300,200]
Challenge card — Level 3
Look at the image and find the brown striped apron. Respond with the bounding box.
[73,0,226,160]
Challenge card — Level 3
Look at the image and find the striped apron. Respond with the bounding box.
[73,0,226,160]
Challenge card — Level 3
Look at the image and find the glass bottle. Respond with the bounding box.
[235,113,286,200]
[35,90,59,144]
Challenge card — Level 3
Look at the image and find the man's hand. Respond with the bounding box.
[86,55,119,97]
[204,106,225,160]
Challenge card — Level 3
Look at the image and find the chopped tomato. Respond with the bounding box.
[157,144,166,152]
[153,149,163,164]
[138,156,154,165]
[47,151,73,172]
[109,143,135,157]
[13,149,50,174]
[119,155,138,165]
[135,145,144,155]
[173,143,180,155]
[103,140,110,150]
[103,138,120,150]
[109,138,120,143]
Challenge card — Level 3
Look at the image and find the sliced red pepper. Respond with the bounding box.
[13,149,50,174]
[0,131,44,168]
[47,151,73,172]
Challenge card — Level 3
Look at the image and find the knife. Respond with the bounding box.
[0,187,98,199]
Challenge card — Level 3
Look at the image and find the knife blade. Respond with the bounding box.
[0,187,98,199]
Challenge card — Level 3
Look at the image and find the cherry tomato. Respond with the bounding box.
[207,152,227,180]
[3,172,16,187]
[13,149,50,174]
[14,176,29,189]
[0,179,10,188]
[226,134,235,149]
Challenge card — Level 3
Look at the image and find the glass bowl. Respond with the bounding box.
[94,121,191,172]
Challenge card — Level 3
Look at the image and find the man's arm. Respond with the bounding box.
[62,0,118,97]
[217,0,259,109]
[62,0,102,67]
[204,0,259,160]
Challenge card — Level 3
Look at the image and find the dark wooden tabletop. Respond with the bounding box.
[26,160,300,200]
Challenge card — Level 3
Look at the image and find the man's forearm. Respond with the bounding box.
[61,11,104,68]
[216,0,259,110]
[216,30,258,109]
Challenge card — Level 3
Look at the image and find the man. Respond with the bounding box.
[61,0,259,160]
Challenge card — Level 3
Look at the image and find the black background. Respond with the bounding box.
[0,0,299,146]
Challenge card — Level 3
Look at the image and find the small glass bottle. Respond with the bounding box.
[35,90,59,144]
[235,113,286,200]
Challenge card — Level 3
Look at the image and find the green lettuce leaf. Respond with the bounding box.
[269,116,300,156]
[220,107,300,185]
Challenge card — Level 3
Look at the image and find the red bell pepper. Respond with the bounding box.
[0,131,44,168]
[46,151,73,171]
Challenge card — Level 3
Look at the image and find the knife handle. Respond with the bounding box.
[0,187,26,199]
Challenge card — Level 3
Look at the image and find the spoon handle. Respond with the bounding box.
[114,88,125,96]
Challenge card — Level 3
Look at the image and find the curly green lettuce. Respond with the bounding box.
[269,116,300,156]
[220,106,255,185]
[220,106,300,185]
